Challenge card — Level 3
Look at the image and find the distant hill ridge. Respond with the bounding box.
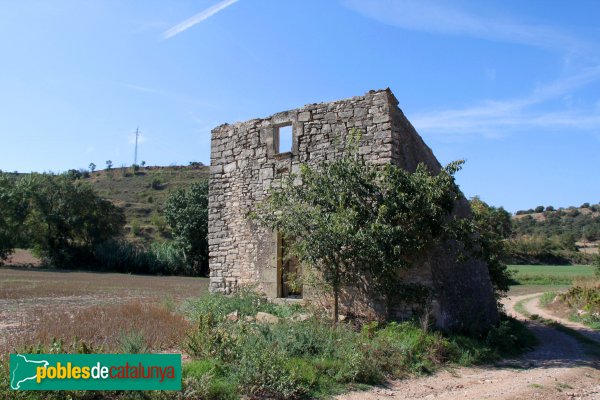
[511,202,600,245]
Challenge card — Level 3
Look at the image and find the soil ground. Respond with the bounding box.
[0,265,208,349]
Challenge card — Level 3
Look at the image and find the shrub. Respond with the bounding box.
[484,316,537,356]
[183,359,237,400]
[184,289,300,322]
[5,173,125,268]
[149,241,186,274]
[165,181,209,276]
[151,178,163,190]
[131,219,141,236]
[118,330,147,353]
[179,291,535,399]
[93,239,187,275]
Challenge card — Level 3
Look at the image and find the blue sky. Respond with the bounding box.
[0,0,598,212]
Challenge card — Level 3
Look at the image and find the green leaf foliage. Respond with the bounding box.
[251,135,465,320]
[469,197,513,299]
[165,180,209,276]
[0,172,125,267]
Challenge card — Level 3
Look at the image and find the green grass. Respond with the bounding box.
[538,292,557,307]
[570,314,600,330]
[508,284,568,297]
[179,292,537,399]
[509,264,595,285]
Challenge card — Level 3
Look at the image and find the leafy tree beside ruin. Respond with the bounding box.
[252,139,466,321]
[165,180,209,276]
[468,197,513,299]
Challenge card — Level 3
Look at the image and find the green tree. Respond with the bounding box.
[252,137,464,321]
[0,174,27,263]
[20,173,125,266]
[469,197,513,299]
[106,160,113,170]
[164,180,209,276]
[89,162,96,173]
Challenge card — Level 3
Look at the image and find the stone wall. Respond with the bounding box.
[208,88,498,332]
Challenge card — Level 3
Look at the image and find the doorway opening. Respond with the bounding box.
[277,234,302,298]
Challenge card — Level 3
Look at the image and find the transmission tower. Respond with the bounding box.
[134,127,140,166]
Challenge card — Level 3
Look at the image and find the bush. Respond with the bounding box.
[165,181,209,276]
[131,219,141,236]
[150,178,163,190]
[184,289,301,322]
[93,239,187,275]
[5,173,125,268]
[179,291,536,399]
[118,330,147,354]
[183,359,237,400]
[484,316,537,356]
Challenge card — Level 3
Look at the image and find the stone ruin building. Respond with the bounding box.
[208,89,498,332]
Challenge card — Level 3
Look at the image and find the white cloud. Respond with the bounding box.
[163,0,239,39]
[342,0,590,56]
[341,0,600,139]
[412,66,600,137]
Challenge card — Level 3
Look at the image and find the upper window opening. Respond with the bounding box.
[276,125,293,154]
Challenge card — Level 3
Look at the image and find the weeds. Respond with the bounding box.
[179,292,535,399]
[4,302,188,353]
[118,330,148,353]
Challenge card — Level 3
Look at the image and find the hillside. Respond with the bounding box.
[512,204,600,242]
[510,203,599,263]
[88,165,209,242]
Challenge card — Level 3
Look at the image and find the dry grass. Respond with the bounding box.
[0,266,208,354]
[3,302,189,353]
[4,249,41,267]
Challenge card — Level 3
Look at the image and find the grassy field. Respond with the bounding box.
[508,264,600,331]
[0,266,208,353]
[508,264,596,286]
[507,264,596,296]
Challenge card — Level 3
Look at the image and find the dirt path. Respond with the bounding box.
[337,294,600,400]
[517,293,600,344]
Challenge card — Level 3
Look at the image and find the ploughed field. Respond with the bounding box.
[0,266,208,353]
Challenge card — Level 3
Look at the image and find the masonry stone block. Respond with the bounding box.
[208,88,498,333]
